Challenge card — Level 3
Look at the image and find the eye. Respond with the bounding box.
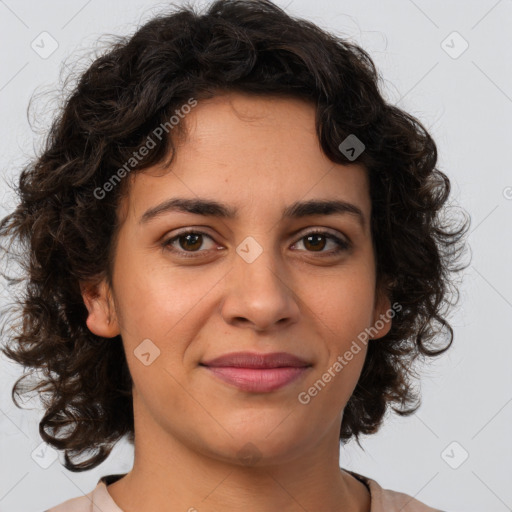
[162,230,217,258]
[290,229,351,256]
[162,228,350,258]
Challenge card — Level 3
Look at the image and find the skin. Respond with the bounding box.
[81,92,392,512]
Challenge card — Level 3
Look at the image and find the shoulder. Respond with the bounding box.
[45,475,125,512]
[45,489,94,512]
[345,470,445,512]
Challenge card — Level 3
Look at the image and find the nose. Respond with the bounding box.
[219,241,301,332]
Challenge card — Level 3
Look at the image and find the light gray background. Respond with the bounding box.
[0,1,511,511]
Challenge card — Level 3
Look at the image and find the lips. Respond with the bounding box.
[200,352,312,392]
[201,351,311,369]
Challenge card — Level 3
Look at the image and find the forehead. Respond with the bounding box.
[119,92,371,227]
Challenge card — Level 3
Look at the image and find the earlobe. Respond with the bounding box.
[370,288,393,340]
[80,279,120,338]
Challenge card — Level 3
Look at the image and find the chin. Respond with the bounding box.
[202,420,314,467]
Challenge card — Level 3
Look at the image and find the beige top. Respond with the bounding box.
[45,470,444,511]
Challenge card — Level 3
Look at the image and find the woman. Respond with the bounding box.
[0,1,469,510]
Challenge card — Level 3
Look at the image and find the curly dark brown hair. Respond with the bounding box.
[0,0,470,471]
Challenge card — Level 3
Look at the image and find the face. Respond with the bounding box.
[82,92,391,466]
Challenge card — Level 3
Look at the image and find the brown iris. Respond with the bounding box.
[179,233,203,251]
[303,233,327,252]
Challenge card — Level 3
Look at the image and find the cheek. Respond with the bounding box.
[301,264,375,399]
[112,245,217,342]
[111,251,223,406]
[305,265,376,341]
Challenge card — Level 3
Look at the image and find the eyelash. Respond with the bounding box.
[161,229,351,259]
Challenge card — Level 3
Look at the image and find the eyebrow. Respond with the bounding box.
[139,197,366,229]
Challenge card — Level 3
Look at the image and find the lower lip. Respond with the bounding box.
[203,366,310,392]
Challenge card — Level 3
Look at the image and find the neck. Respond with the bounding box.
[106,396,370,512]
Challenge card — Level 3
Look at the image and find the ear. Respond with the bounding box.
[369,284,393,341]
[80,279,120,338]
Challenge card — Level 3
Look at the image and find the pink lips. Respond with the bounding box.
[200,351,311,393]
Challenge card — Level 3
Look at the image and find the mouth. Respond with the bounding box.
[199,351,312,393]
